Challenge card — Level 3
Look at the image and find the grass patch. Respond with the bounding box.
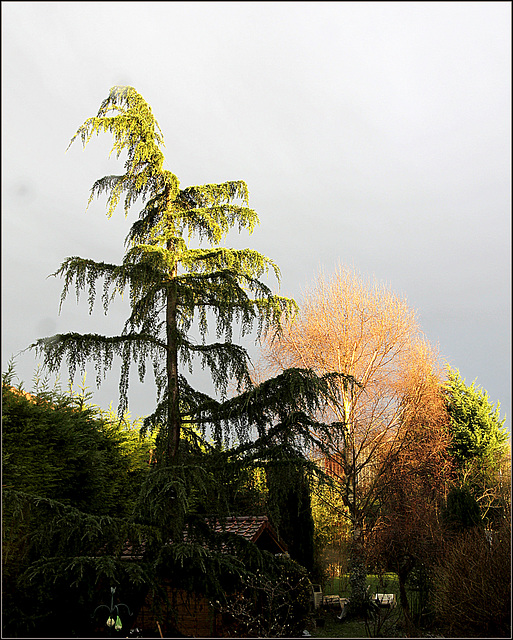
[310,572,449,637]
[323,573,400,599]
[310,613,368,638]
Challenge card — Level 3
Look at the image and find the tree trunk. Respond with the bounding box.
[165,191,181,461]
[166,275,180,460]
[348,510,368,615]
[349,540,368,615]
[398,563,416,637]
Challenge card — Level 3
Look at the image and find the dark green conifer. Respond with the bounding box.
[31,86,297,462]
[15,88,355,637]
[442,366,509,524]
[442,366,507,471]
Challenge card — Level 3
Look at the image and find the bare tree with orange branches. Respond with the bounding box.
[365,350,454,631]
[262,265,449,611]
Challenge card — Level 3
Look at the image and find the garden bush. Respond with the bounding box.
[218,556,311,637]
[432,516,511,637]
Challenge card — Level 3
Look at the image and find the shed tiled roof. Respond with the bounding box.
[120,515,287,560]
[212,516,275,542]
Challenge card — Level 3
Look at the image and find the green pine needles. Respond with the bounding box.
[443,366,508,470]
[31,86,298,461]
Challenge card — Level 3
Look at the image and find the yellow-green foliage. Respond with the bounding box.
[32,86,298,452]
[311,479,351,576]
[68,86,172,217]
[312,481,350,548]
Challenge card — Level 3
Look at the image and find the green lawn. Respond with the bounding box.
[310,614,369,638]
[323,573,400,599]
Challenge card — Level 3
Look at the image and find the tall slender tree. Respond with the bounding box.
[15,88,359,637]
[263,265,447,610]
[30,86,297,462]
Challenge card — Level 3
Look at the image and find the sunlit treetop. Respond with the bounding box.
[68,86,176,218]
[34,86,300,459]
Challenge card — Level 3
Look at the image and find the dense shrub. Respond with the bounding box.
[432,516,511,638]
[218,556,311,637]
[2,377,154,637]
[2,380,153,517]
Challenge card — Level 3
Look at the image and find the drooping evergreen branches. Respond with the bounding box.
[30,332,164,417]
[189,367,357,447]
[126,181,258,246]
[68,86,178,217]
[34,86,300,459]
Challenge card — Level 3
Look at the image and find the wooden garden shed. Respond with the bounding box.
[131,516,287,637]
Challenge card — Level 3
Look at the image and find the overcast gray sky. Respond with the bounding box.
[2,2,511,427]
